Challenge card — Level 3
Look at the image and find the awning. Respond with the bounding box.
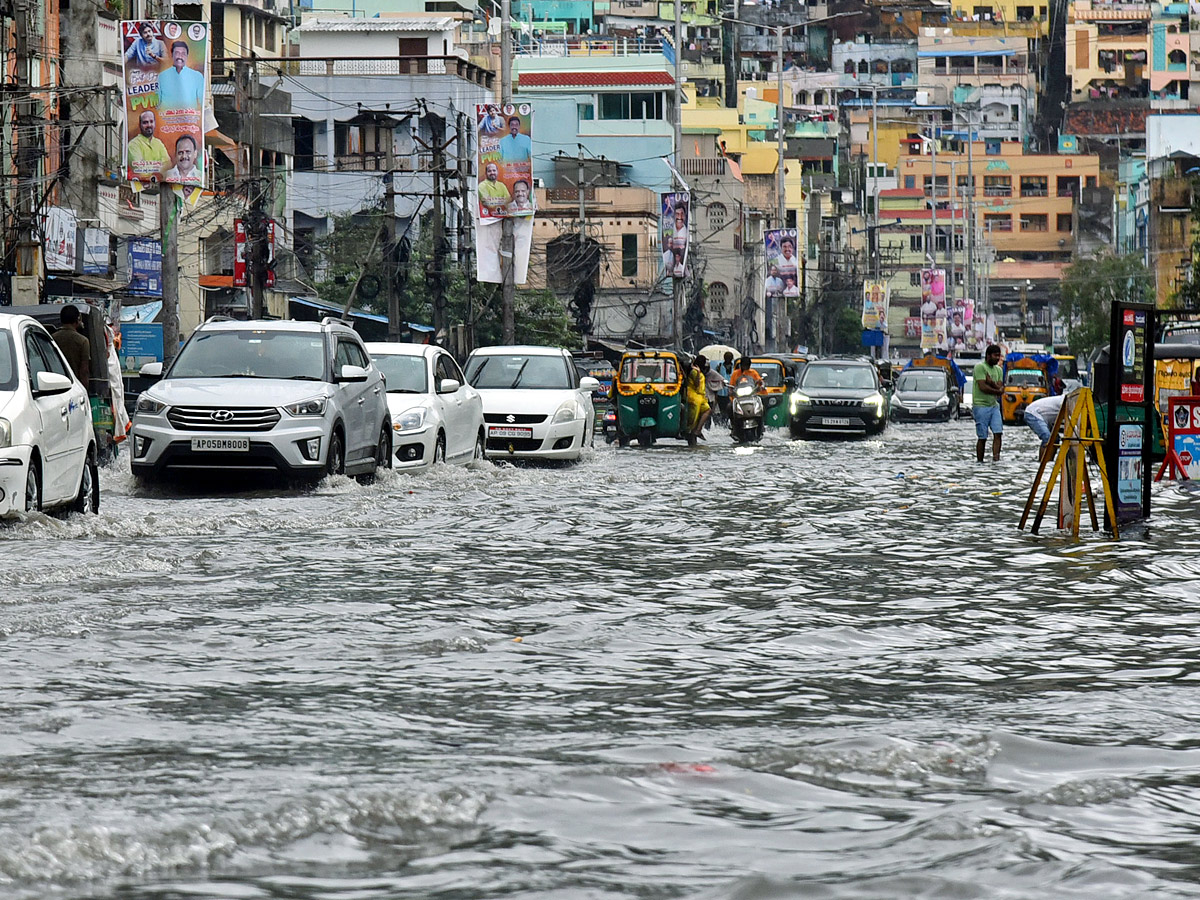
[205,128,238,151]
[199,274,235,289]
[290,296,389,324]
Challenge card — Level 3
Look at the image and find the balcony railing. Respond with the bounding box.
[217,56,495,88]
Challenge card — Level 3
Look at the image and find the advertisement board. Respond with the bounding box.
[233,219,247,287]
[1118,307,1147,403]
[476,103,534,221]
[1106,301,1155,526]
[82,229,111,275]
[126,237,163,296]
[1168,395,1200,479]
[861,280,888,332]
[764,228,799,301]
[44,207,79,273]
[121,20,209,187]
[661,192,692,279]
[120,322,164,374]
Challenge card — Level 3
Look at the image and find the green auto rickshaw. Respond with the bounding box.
[613,349,695,448]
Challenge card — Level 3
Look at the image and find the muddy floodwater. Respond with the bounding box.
[5,420,1200,899]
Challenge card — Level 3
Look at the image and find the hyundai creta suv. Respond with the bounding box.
[129,317,390,482]
[789,357,888,438]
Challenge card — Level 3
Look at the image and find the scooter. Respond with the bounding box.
[729,376,764,443]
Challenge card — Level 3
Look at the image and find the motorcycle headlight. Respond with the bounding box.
[735,383,755,397]
[284,396,327,417]
[0,417,10,448]
[135,395,167,415]
[553,401,577,424]
[392,407,428,432]
[862,392,885,414]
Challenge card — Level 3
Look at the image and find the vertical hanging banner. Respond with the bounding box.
[919,267,947,351]
[861,280,889,331]
[764,228,800,301]
[122,20,209,187]
[476,103,534,221]
[661,192,692,279]
[233,219,247,287]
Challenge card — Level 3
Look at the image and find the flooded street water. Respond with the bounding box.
[5,418,1200,899]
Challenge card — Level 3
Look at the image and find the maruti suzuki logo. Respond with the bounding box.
[506,414,515,423]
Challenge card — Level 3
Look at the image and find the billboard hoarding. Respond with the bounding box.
[122,20,209,188]
[861,280,888,332]
[662,192,692,280]
[476,103,534,221]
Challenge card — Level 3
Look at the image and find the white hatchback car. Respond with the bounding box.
[0,313,99,517]
[463,345,599,461]
[364,342,485,469]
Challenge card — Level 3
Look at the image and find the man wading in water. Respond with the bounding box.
[972,343,1004,462]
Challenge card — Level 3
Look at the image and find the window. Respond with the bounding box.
[923,174,949,197]
[909,234,924,252]
[26,330,71,383]
[1020,175,1048,197]
[954,271,964,284]
[1057,175,1079,198]
[1169,49,1187,66]
[293,119,315,172]
[984,213,1012,232]
[708,281,729,310]
[910,271,922,286]
[957,174,975,195]
[1020,213,1049,232]
[254,16,264,48]
[1057,213,1073,232]
[578,102,594,121]
[598,92,665,120]
[265,23,276,53]
[621,233,638,277]
[708,201,727,229]
[984,175,1011,197]
[985,140,1001,155]
[904,175,916,189]
[1016,5,1034,19]
[973,5,993,19]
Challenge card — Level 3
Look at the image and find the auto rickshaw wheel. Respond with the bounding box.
[637,427,653,449]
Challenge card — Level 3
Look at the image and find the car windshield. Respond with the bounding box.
[0,331,16,392]
[170,331,326,380]
[375,354,428,393]
[620,357,678,384]
[1006,369,1045,387]
[467,353,570,389]
[801,364,876,390]
[897,371,946,392]
[754,362,785,387]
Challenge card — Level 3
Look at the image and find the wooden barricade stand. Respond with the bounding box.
[1155,443,1191,482]
[1018,387,1119,539]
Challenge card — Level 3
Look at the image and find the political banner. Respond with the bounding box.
[476,103,534,221]
[861,280,888,331]
[764,228,800,301]
[661,192,692,279]
[475,218,534,285]
[122,20,209,187]
[919,267,946,351]
[43,207,79,272]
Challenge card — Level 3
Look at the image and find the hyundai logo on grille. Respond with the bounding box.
[211,410,235,422]
[506,414,516,423]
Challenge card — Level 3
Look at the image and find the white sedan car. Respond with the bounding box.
[365,342,485,469]
[463,345,599,461]
[0,313,99,517]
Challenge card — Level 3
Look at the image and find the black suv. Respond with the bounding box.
[789,357,888,438]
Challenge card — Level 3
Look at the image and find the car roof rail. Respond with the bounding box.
[205,315,235,324]
[320,315,353,327]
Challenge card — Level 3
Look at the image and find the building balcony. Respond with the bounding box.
[1154,178,1192,211]
[269,55,495,88]
[739,34,808,54]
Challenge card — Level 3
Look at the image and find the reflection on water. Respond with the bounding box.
[4,421,1200,899]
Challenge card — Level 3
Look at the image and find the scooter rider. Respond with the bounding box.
[731,355,763,389]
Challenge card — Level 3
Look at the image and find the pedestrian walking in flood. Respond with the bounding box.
[972,344,1004,462]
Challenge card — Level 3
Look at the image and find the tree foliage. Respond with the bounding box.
[1172,181,1200,311]
[311,210,577,348]
[1058,253,1153,356]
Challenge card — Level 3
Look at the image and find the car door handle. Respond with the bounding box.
[60,407,68,417]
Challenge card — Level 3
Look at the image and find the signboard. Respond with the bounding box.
[44,207,79,273]
[861,280,888,331]
[1118,307,1147,403]
[233,219,247,287]
[475,103,534,221]
[904,316,921,338]
[1168,395,1200,479]
[120,322,164,374]
[126,237,163,296]
[919,268,946,350]
[1116,423,1144,519]
[121,20,209,186]
[82,228,111,275]
[661,192,692,279]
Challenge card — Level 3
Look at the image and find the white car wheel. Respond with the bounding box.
[24,459,40,512]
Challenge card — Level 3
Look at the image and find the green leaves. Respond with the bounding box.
[1059,253,1153,356]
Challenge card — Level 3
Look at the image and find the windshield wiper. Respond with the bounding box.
[509,359,530,389]
[288,375,323,381]
[469,357,489,386]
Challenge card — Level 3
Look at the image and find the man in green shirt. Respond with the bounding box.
[478,162,511,214]
[972,343,1004,462]
[127,110,170,179]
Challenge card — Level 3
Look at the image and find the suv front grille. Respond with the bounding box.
[167,406,281,431]
[811,398,861,407]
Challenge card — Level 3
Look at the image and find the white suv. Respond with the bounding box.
[0,313,99,517]
[129,317,390,482]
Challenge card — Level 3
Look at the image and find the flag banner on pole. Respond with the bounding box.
[661,192,690,280]
[764,228,800,306]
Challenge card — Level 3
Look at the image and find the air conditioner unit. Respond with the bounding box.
[533,177,545,188]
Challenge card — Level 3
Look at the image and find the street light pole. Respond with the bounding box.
[500,0,515,344]
[672,0,683,352]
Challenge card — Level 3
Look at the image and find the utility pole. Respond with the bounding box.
[430,114,447,342]
[13,0,42,287]
[672,0,683,352]
[245,58,268,319]
[577,149,586,225]
[775,23,786,352]
[385,122,400,340]
[871,84,879,280]
[500,0,515,344]
[928,109,937,272]
[160,188,180,362]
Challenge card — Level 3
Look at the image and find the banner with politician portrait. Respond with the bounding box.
[476,103,534,220]
[660,192,690,279]
[919,267,947,351]
[861,280,889,332]
[764,228,800,303]
[121,20,209,187]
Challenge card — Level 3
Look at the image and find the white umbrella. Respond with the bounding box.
[697,344,739,363]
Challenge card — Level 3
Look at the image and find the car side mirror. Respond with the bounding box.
[784,376,795,388]
[139,361,163,378]
[35,371,74,395]
[579,376,600,391]
[337,364,369,383]
[438,377,461,393]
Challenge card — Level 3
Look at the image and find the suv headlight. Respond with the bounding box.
[284,397,328,417]
[135,395,167,415]
[789,391,810,411]
[0,417,10,448]
[862,392,885,414]
[552,401,577,424]
[891,394,907,408]
[393,407,427,432]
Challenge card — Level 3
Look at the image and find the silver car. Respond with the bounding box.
[130,317,390,482]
